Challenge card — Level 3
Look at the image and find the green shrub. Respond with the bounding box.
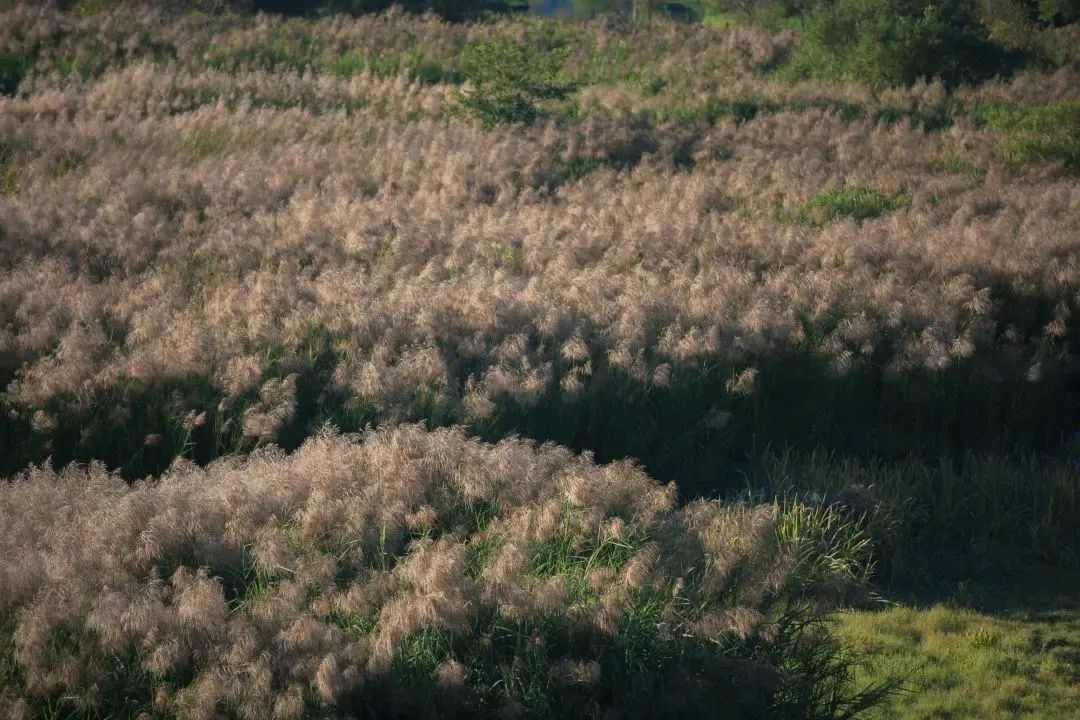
[774,500,875,598]
[874,104,954,131]
[782,0,1018,88]
[458,35,576,128]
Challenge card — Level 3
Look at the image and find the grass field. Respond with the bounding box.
[837,567,1080,719]
[0,2,1078,718]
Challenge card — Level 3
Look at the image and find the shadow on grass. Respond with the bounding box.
[2,319,1078,592]
[478,351,1080,497]
[0,374,246,479]
[4,342,1078,482]
[890,561,1080,616]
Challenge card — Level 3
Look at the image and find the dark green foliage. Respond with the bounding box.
[339,609,884,720]
[4,296,1078,602]
[874,104,953,131]
[782,0,1022,88]
[0,51,33,95]
[663,95,778,124]
[758,448,1080,586]
[458,35,577,127]
[1038,0,1080,24]
[774,0,818,18]
[933,154,987,178]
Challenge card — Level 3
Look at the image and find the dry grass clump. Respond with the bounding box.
[0,425,877,719]
[2,2,1080,481]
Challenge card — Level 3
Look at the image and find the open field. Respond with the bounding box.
[0,2,1078,718]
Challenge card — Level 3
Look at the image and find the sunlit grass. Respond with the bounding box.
[835,569,1080,719]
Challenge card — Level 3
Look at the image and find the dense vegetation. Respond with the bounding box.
[1,426,889,719]
[0,1,1078,718]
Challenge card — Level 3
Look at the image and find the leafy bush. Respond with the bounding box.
[782,0,1018,88]
[458,35,576,128]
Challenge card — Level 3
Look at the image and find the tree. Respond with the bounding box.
[457,36,576,127]
[1037,0,1080,24]
[782,0,1019,88]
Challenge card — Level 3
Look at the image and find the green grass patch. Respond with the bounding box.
[199,31,320,75]
[933,154,987,179]
[220,545,285,613]
[180,126,234,158]
[805,184,911,222]
[329,46,453,85]
[701,10,739,29]
[774,500,875,597]
[526,504,646,605]
[835,570,1080,719]
[977,97,1080,174]
[326,607,380,637]
[51,148,87,178]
